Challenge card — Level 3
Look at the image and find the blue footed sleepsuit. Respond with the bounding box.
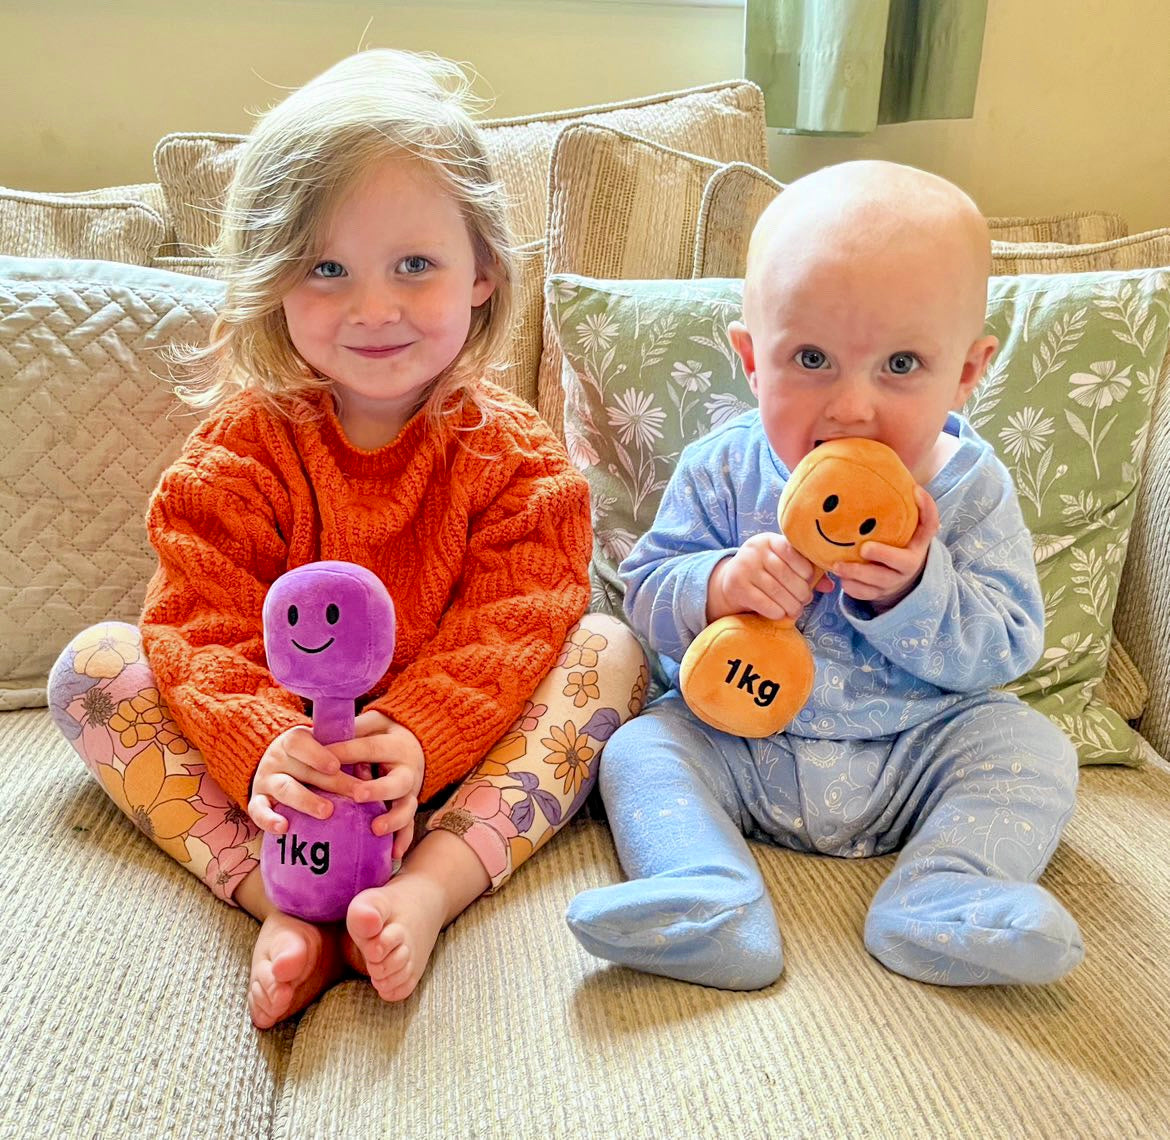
[566,411,1084,988]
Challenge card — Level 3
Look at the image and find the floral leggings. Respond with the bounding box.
[48,614,647,905]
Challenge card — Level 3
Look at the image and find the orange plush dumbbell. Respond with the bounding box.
[679,438,918,738]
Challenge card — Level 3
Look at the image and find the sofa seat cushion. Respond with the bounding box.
[274,751,1170,1138]
[0,709,294,1137]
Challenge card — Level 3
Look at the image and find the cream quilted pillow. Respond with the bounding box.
[0,258,221,708]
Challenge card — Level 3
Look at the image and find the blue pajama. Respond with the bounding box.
[567,413,1084,987]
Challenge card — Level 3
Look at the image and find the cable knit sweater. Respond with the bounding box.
[141,383,592,808]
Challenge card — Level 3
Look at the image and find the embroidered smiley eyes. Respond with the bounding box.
[286,602,341,625]
[820,494,876,537]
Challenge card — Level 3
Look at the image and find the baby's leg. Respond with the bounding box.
[566,697,783,990]
[50,623,345,1026]
[348,614,648,1001]
[864,695,1083,986]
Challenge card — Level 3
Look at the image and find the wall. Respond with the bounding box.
[3,0,1167,231]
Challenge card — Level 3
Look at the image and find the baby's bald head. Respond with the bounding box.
[744,161,991,343]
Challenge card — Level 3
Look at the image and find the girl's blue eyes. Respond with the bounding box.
[793,348,921,374]
[311,256,432,279]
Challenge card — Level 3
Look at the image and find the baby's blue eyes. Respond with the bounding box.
[793,348,920,374]
[797,348,828,370]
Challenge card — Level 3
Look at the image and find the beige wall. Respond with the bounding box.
[3,0,1167,231]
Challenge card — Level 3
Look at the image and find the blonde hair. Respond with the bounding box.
[175,49,516,430]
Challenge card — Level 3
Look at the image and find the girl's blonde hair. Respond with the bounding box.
[176,49,515,430]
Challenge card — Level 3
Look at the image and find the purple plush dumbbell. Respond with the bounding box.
[259,561,397,923]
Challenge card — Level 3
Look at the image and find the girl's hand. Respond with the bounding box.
[248,724,362,834]
[832,486,940,612]
[707,533,832,623]
[329,710,426,859]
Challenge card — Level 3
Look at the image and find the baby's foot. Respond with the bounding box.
[248,911,345,1029]
[346,874,448,1002]
[865,871,1084,986]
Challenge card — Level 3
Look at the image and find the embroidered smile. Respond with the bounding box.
[814,520,855,547]
[291,638,335,654]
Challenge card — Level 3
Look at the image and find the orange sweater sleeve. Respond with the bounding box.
[140,404,310,808]
[369,415,592,801]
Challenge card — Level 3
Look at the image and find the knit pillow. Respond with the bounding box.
[0,187,167,264]
[545,267,1170,765]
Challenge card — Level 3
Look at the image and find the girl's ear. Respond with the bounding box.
[954,334,998,409]
[471,272,496,308]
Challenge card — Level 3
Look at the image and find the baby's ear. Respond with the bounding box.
[729,321,756,384]
[954,334,998,409]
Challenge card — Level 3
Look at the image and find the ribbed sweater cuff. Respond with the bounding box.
[370,684,491,803]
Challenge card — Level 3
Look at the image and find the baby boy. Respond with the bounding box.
[566,160,1084,989]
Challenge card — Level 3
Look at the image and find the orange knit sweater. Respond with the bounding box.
[141,384,592,809]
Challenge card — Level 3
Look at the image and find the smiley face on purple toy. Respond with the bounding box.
[263,561,396,701]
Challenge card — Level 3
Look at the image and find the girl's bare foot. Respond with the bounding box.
[248,911,346,1029]
[345,875,448,1002]
[345,830,491,1002]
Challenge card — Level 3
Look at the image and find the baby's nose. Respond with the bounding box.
[824,376,875,423]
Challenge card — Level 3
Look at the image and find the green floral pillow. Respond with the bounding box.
[546,268,1170,765]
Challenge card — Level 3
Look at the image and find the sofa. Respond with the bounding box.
[4,80,1170,1139]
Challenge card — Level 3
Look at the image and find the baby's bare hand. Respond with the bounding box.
[833,486,940,610]
[707,533,828,623]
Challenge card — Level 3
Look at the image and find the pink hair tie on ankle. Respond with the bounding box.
[259,561,397,923]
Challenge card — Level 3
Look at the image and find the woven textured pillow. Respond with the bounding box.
[0,187,166,263]
[546,267,1170,765]
[537,124,731,438]
[987,212,1129,244]
[153,82,766,256]
[993,230,1170,274]
[0,258,221,707]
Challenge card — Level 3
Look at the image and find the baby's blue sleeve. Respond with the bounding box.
[840,475,1044,691]
[621,454,737,662]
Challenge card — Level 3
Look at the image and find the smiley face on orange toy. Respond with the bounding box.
[778,438,918,570]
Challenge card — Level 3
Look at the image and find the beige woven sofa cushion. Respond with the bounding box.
[0,258,220,707]
[992,228,1170,273]
[273,756,1170,1137]
[538,124,726,436]
[987,211,1128,244]
[0,187,167,263]
[153,81,767,256]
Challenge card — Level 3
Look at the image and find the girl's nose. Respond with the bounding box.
[351,283,402,325]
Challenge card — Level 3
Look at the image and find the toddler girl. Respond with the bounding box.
[49,49,646,1028]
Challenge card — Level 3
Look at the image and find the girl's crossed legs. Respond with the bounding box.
[50,615,647,1025]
